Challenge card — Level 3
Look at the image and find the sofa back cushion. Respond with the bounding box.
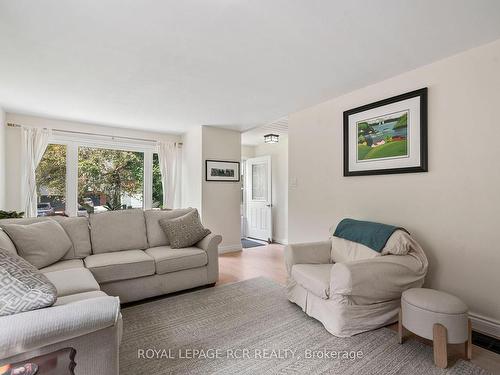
[1,220,73,269]
[0,248,57,316]
[331,236,381,263]
[89,209,148,254]
[144,208,194,247]
[0,229,17,255]
[51,216,92,259]
[0,217,91,260]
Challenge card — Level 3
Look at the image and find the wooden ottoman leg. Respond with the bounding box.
[433,323,448,368]
[465,318,472,360]
[398,308,404,344]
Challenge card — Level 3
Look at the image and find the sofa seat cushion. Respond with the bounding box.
[44,268,100,297]
[291,264,333,300]
[145,246,208,274]
[84,250,155,283]
[54,290,108,306]
[40,259,84,273]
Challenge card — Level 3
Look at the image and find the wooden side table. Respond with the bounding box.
[6,348,76,375]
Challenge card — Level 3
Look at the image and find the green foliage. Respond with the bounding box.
[77,147,144,208]
[36,144,66,196]
[359,140,408,160]
[357,144,372,160]
[0,210,25,219]
[357,122,375,136]
[394,113,408,129]
[152,153,163,208]
[103,201,124,211]
[37,146,165,210]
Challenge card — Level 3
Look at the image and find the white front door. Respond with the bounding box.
[245,155,272,242]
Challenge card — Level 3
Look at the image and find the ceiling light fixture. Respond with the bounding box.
[264,134,279,144]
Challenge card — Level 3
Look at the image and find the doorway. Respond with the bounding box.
[241,118,288,246]
[245,155,272,242]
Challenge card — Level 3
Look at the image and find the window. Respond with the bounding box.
[152,153,163,208]
[34,134,165,216]
[36,144,67,216]
[251,163,267,200]
[78,147,144,213]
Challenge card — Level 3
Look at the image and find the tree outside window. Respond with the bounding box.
[36,144,67,216]
[152,153,163,208]
[36,144,164,216]
[78,147,144,212]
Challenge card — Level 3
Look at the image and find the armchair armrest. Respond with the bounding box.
[0,296,120,360]
[330,254,427,303]
[196,233,222,283]
[285,241,331,275]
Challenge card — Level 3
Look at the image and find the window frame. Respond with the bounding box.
[47,132,157,216]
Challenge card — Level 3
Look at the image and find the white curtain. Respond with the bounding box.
[21,127,50,217]
[156,141,180,209]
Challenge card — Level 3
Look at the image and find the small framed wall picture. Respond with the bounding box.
[343,88,428,176]
[205,160,241,182]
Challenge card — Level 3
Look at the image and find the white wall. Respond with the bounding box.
[241,145,255,159]
[288,39,500,327]
[181,127,202,211]
[0,107,6,209]
[5,113,180,211]
[202,126,242,251]
[253,137,288,244]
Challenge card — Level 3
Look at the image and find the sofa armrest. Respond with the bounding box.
[330,254,427,303]
[285,241,331,275]
[196,233,222,283]
[0,296,120,360]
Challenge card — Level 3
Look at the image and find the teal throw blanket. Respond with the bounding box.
[333,218,408,253]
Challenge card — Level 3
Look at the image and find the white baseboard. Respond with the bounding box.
[469,312,500,339]
[218,244,243,254]
[273,238,288,245]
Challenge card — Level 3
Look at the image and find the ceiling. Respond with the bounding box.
[242,117,288,146]
[1,1,500,134]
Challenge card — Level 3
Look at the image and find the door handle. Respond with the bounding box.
[266,204,272,207]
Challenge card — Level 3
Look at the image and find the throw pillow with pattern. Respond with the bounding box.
[159,209,211,249]
[0,248,57,317]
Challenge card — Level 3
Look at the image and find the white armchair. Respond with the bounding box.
[285,231,428,337]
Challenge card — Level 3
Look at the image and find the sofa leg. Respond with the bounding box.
[207,282,216,287]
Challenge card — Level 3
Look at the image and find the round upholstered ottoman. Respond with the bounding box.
[398,288,471,368]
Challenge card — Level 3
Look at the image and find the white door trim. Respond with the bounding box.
[245,155,272,242]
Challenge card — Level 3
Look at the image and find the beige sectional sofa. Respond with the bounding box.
[0,209,221,374]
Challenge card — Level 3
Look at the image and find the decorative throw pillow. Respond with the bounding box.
[1,221,73,269]
[159,210,211,249]
[0,248,57,317]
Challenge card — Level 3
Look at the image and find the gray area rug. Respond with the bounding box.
[120,278,490,375]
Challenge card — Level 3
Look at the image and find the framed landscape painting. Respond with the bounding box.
[205,160,240,182]
[343,88,428,176]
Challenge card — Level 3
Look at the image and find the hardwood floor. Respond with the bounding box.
[219,244,500,374]
[218,243,287,286]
